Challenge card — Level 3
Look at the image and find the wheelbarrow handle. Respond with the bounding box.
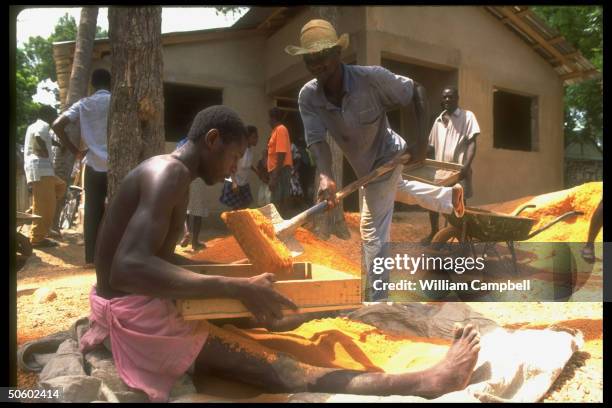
[514,204,536,216]
[526,210,584,239]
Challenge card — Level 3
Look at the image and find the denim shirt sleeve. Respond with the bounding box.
[298,86,327,147]
[368,66,414,110]
[64,99,82,122]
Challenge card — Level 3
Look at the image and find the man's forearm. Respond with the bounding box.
[52,116,79,155]
[463,139,477,169]
[308,141,334,178]
[111,253,247,300]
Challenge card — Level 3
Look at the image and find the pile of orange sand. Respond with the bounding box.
[501,182,603,242]
[193,227,361,276]
[293,228,361,276]
[211,317,450,374]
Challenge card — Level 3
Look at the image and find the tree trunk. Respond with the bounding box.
[107,6,164,200]
[52,7,98,228]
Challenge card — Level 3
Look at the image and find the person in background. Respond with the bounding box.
[23,104,67,247]
[52,69,111,265]
[422,86,480,245]
[267,107,294,217]
[220,125,259,210]
[289,140,305,210]
[581,198,603,263]
[174,136,193,248]
[175,135,209,252]
[285,19,465,301]
[254,148,272,207]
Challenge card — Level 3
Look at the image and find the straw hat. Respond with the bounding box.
[285,19,349,56]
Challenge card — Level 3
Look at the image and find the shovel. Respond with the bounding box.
[257,152,414,256]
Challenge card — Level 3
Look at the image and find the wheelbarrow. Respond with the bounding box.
[16,211,41,271]
[421,204,583,300]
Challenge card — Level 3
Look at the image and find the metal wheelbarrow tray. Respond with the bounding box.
[430,204,583,276]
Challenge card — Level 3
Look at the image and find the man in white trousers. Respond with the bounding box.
[285,19,464,301]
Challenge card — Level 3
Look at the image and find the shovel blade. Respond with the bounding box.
[255,204,304,257]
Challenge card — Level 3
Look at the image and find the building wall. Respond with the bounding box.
[264,7,366,95]
[87,34,273,216]
[365,6,565,205]
[161,35,272,215]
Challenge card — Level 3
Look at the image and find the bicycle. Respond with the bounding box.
[58,185,83,230]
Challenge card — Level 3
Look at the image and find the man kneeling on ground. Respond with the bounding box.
[79,105,481,402]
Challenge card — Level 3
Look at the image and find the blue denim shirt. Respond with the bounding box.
[298,64,414,178]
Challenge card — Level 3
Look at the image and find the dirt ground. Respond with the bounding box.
[15,209,603,402]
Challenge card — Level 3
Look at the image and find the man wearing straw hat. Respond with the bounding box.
[285,19,465,301]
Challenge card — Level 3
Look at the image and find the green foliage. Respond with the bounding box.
[16,11,106,143]
[213,6,243,17]
[16,48,43,144]
[531,6,602,151]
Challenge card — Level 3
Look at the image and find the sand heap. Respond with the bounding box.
[507,182,602,242]
[206,317,450,374]
[193,227,361,276]
[189,182,601,376]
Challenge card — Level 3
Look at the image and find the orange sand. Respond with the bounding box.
[219,317,450,374]
[193,227,361,276]
[293,228,361,276]
[192,183,601,374]
[221,209,293,279]
[487,182,603,243]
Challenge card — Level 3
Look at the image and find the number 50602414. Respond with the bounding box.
[4,388,62,401]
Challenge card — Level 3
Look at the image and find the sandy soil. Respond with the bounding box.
[15,209,602,402]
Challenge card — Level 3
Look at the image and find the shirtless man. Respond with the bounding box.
[79,105,481,402]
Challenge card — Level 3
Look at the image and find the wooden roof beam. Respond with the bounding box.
[560,69,599,81]
[548,36,565,45]
[498,6,581,72]
[257,7,289,30]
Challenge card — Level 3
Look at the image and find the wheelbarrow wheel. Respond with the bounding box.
[431,226,462,245]
[417,226,463,301]
[428,226,485,301]
[16,232,32,257]
[16,232,32,271]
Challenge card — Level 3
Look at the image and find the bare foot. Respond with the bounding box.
[452,184,465,218]
[180,235,190,247]
[420,323,480,398]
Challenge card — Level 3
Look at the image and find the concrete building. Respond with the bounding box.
[52,6,598,216]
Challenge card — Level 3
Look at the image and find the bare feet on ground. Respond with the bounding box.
[420,323,480,398]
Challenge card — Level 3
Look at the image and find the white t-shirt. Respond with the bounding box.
[227,146,253,186]
[23,119,56,183]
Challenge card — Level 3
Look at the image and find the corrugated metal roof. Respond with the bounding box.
[484,6,600,85]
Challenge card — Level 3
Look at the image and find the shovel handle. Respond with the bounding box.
[336,152,413,200]
[276,152,414,238]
